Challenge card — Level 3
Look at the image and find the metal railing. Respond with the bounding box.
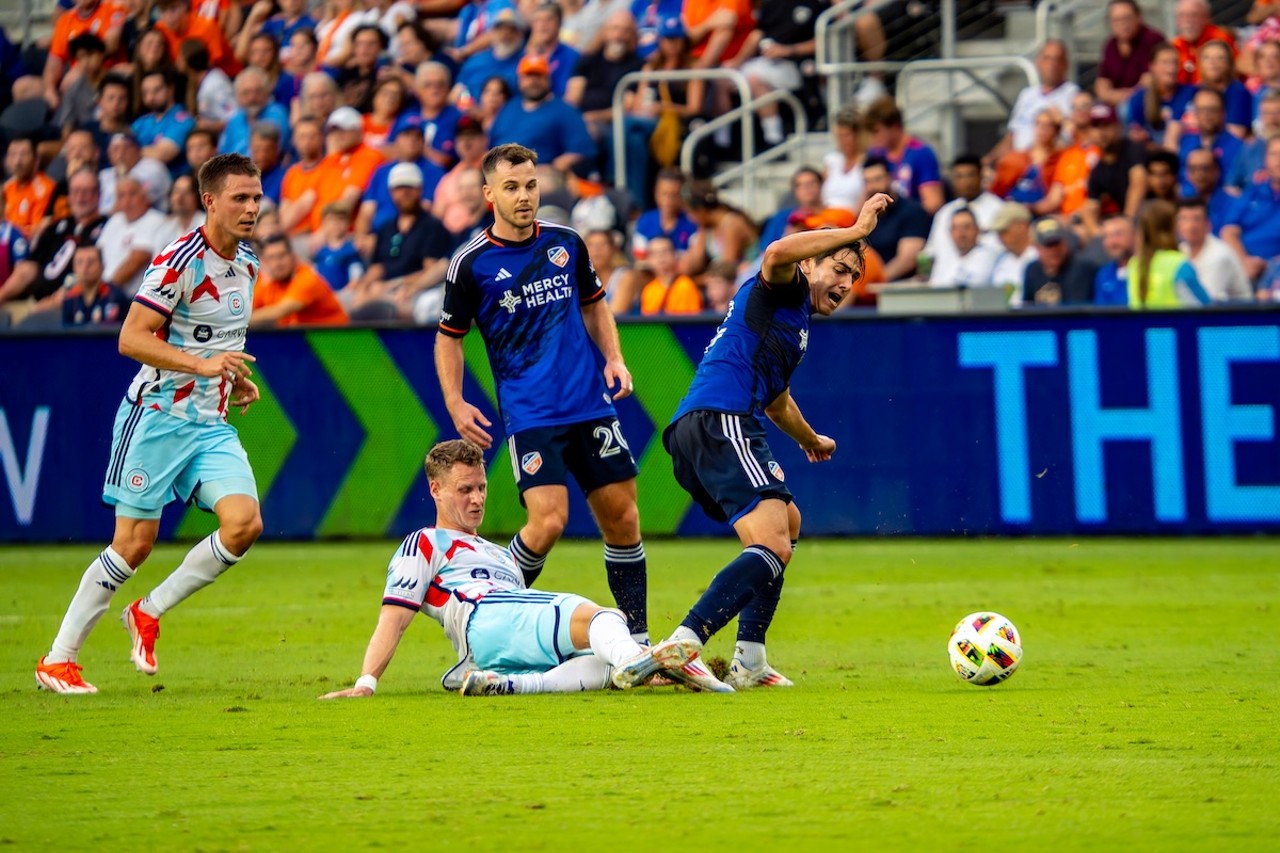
[894,56,1039,157]
[1,0,53,45]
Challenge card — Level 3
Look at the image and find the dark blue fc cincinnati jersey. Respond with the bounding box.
[440,221,615,434]
[673,270,812,420]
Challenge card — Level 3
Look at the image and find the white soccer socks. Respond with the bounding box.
[48,547,136,663]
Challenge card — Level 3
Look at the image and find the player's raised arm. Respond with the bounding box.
[760,192,892,285]
[119,302,255,379]
[320,604,417,699]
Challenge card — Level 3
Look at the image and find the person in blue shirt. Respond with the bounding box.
[454,8,526,104]
[219,67,291,157]
[244,0,316,54]
[1126,43,1196,146]
[1222,135,1280,281]
[131,69,195,178]
[250,123,286,205]
[1182,148,1233,234]
[1093,214,1135,306]
[313,201,364,290]
[436,142,650,648]
[631,167,699,261]
[356,113,447,253]
[757,168,825,249]
[489,53,594,171]
[522,1,580,98]
[660,191,892,692]
[412,61,464,170]
[1176,88,1242,196]
[631,0,684,60]
[0,216,30,283]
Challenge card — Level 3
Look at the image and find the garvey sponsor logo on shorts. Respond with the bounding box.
[521,451,543,475]
[547,246,569,268]
[769,461,785,481]
[126,468,149,492]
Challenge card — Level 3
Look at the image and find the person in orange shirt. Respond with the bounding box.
[640,235,703,315]
[683,0,754,67]
[3,139,57,239]
[1172,0,1236,84]
[305,106,387,239]
[154,0,239,76]
[278,116,326,237]
[251,233,348,327]
[43,0,128,109]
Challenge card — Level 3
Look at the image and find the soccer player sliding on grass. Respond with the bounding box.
[320,440,699,698]
[657,191,893,693]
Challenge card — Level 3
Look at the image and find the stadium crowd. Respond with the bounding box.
[1,0,1278,332]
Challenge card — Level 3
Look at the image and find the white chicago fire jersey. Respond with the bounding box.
[128,227,259,424]
[382,527,525,674]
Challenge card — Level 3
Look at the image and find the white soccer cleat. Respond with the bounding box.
[661,642,735,693]
[727,657,795,689]
[459,670,515,696]
[611,638,699,689]
[35,656,98,694]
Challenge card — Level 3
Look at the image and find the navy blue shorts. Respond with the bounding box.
[507,416,638,496]
[663,410,793,525]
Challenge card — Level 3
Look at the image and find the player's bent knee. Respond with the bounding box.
[112,536,153,567]
[216,502,263,554]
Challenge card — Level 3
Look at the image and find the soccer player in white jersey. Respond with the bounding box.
[36,154,265,694]
[320,440,699,698]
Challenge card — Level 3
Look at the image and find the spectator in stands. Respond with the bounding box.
[988,40,1078,163]
[446,0,516,63]
[565,9,645,176]
[558,0,628,50]
[392,22,437,85]
[220,67,291,157]
[862,154,929,282]
[1022,217,1097,306]
[684,0,754,71]
[989,202,1037,302]
[1145,149,1181,203]
[43,0,127,111]
[928,207,999,288]
[1192,40,1251,137]
[583,227,634,314]
[193,0,243,42]
[356,113,446,254]
[0,169,106,321]
[759,166,824,248]
[251,233,350,327]
[681,181,757,277]
[315,0,361,67]
[521,2,581,98]
[296,71,340,127]
[640,234,702,315]
[363,77,409,151]
[184,129,218,178]
[53,34,109,134]
[864,96,944,215]
[3,77,58,159]
[98,175,166,295]
[156,173,205,248]
[1177,196,1252,301]
[1229,90,1280,190]
[1222,136,1280,281]
[312,201,366,292]
[433,116,487,233]
[1174,88,1243,194]
[490,54,595,171]
[99,131,170,213]
[349,162,453,322]
[237,0,317,64]
[1171,0,1234,85]
[3,137,55,238]
[1129,199,1209,306]
[1092,214,1137,305]
[1182,148,1234,229]
[1128,42,1197,147]
[632,167,698,261]
[701,258,738,315]
[1248,39,1280,125]
[131,69,194,177]
[335,24,389,112]
[736,0,823,147]
[0,211,28,290]
[1057,92,1100,219]
[155,0,236,76]
[992,107,1066,217]
[282,30,320,105]
[1096,0,1165,112]
[849,0,939,108]
[304,106,387,239]
[1082,103,1147,238]
[454,8,527,107]
[251,123,287,206]
[180,40,236,137]
[60,243,128,327]
[79,73,132,156]
[926,155,1003,274]
[413,61,464,170]
[627,17,706,204]
[241,32,298,115]
[47,130,99,202]
[279,116,326,236]
[821,106,865,213]
[631,0,669,61]
[446,165,493,243]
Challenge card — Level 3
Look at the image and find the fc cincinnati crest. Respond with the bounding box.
[768,461,785,481]
[228,292,245,316]
[126,468,150,492]
[547,246,569,268]
[521,452,543,475]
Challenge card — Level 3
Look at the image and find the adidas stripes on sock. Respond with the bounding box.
[48,547,136,663]
[509,533,547,588]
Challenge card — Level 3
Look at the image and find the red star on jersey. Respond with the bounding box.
[172,381,196,403]
[192,277,221,303]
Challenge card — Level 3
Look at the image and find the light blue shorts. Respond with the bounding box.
[466,590,592,673]
[102,397,258,519]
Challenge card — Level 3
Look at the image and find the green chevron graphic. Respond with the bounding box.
[619,325,697,533]
[462,333,527,534]
[175,365,297,538]
[309,330,437,536]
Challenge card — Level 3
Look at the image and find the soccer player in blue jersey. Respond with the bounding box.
[435,143,650,643]
[35,154,265,694]
[660,191,893,692]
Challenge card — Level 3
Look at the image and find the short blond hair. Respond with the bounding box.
[424,440,485,481]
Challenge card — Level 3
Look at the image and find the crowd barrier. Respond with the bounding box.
[2,309,1278,542]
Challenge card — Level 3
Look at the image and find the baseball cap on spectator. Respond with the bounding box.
[388,162,424,189]
[1088,103,1118,126]
[491,8,525,30]
[802,208,857,230]
[391,113,425,138]
[658,16,685,39]
[1032,217,1068,246]
[325,106,364,131]
[518,54,550,76]
[991,202,1031,232]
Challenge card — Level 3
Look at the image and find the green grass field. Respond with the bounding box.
[2,538,1278,850]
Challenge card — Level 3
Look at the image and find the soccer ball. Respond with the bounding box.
[948,612,1022,686]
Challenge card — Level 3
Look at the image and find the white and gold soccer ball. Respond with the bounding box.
[948,612,1022,686]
